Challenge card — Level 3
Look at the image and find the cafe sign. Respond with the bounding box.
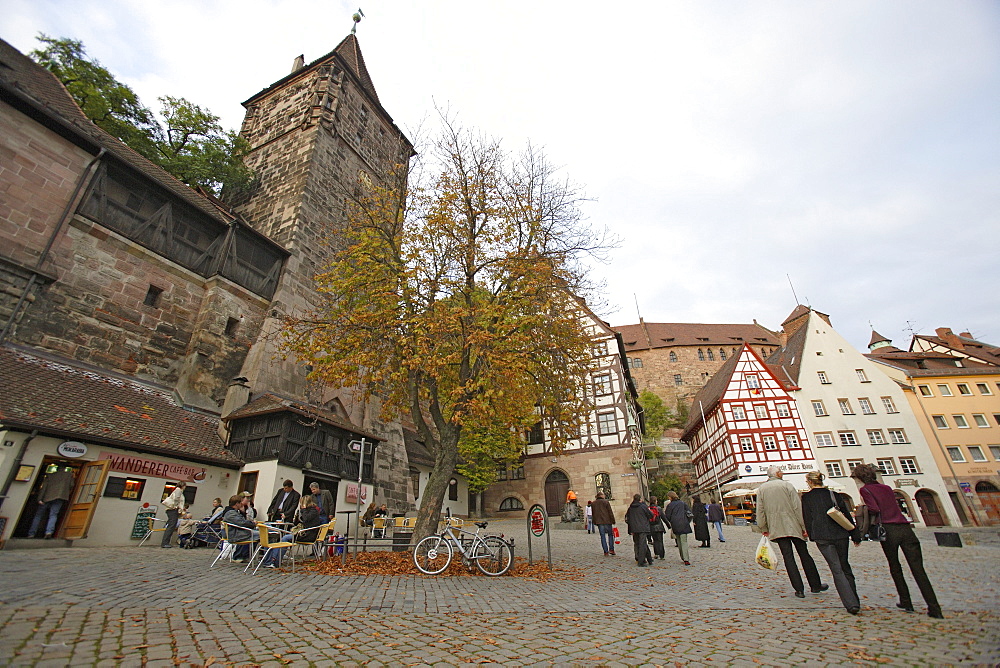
[58,441,88,458]
[99,451,207,483]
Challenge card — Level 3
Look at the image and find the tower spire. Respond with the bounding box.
[351,8,365,34]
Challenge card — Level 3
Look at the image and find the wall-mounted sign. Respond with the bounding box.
[58,441,88,458]
[99,451,206,483]
[959,482,974,496]
[895,478,919,487]
[345,482,369,504]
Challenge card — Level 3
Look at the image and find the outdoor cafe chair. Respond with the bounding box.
[294,519,335,560]
[249,522,296,575]
[371,516,388,538]
[211,522,258,568]
[136,516,166,547]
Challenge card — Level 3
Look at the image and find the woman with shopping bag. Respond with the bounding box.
[801,471,863,615]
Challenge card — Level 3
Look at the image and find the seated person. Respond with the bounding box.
[222,494,259,563]
[262,496,322,568]
[202,497,225,524]
[361,502,378,528]
[374,503,389,518]
[177,512,198,548]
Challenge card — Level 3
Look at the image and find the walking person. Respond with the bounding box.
[756,466,828,598]
[585,501,594,533]
[708,498,726,542]
[591,492,617,556]
[663,491,693,565]
[624,493,654,567]
[802,471,862,615]
[851,464,943,618]
[692,495,711,548]
[28,466,75,538]
[160,482,187,548]
[648,496,667,560]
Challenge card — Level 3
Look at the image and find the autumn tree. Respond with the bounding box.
[638,390,670,442]
[283,117,612,541]
[30,34,253,196]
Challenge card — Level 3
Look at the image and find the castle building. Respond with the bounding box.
[866,331,1000,526]
[765,306,959,526]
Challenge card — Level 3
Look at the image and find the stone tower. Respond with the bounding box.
[226,34,415,508]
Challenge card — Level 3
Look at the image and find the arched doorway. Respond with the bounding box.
[544,470,570,516]
[975,481,1000,523]
[914,489,945,526]
[893,490,915,522]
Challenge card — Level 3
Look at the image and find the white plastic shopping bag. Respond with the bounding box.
[755,535,778,571]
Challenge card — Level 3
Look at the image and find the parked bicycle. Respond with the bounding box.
[413,515,513,576]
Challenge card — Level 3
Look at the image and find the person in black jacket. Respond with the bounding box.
[663,491,693,565]
[802,471,862,615]
[692,495,711,548]
[648,496,667,560]
[624,494,654,567]
[267,480,300,523]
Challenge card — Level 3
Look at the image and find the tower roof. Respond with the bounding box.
[333,33,379,104]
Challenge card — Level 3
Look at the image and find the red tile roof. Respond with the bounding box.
[0,346,240,467]
[613,322,779,352]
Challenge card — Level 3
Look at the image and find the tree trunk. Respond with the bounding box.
[412,430,461,542]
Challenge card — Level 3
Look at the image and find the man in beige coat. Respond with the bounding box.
[756,466,828,598]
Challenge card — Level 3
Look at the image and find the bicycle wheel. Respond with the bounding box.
[473,535,513,576]
[413,535,453,575]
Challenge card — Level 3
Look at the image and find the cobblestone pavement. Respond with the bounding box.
[0,522,998,666]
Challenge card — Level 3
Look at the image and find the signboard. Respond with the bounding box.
[959,482,974,496]
[528,504,547,537]
[58,441,88,458]
[345,482,369,504]
[100,451,206,483]
[131,504,158,540]
[895,479,919,487]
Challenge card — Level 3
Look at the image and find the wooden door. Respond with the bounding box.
[544,470,569,516]
[914,489,945,527]
[976,482,1000,522]
[61,460,111,540]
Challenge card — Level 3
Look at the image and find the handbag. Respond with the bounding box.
[826,489,855,531]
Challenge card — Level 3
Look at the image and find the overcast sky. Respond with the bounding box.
[5,1,998,352]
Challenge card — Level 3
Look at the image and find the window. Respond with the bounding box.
[674,374,683,386]
[838,399,854,415]
[746,374,760,389]
[995,414,1000,426]
[763,435,777,450]
[785,433,800,448]
[526,421,544,445]
[496,466,508,481]
[814,432,834,447]
[631,357,643,369]
[593,373,612,395]
[974,414,989,428]
[595,472,613,499]
[968,446,987,462]
[449,478,458,501]
[899,458,919,474]
[754,405,768,419]
[839,431,859,446]
[225,317,240,337]
[876,458,896,476]
[812,400,828,417]
[499,497,524,511]
[103,476,147,499]
[881,396,898,413]
[732,405,746,420]
[957,383,972,396]
[597,411,617,435]
[707,349,715,361]
[143,285,163,307]
[846,459,865,474]
[776,404,790,417]
[867,429,885,445]
[937,384,953,396]
[740,436,754,452]
[825,461,844,477]
[510,464,525,480]
[953,415,969,429]
[888,429,908,444]
[817,371,830,384]
[932,415,949,429]
[946,446,965,462]
[990,446,1000,461]
[698,349,705,361]
[719,349,727,361]
[858,398,875,415]
[856,369,870,382]
[918,385,932,397]
[976,383,992,395]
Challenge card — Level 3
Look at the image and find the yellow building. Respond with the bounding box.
[868,331,1000,526]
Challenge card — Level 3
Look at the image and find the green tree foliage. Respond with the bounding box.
[638,389,669,440]
[283,115,612,541]
[649,474,683,501]
[30,35,253,196]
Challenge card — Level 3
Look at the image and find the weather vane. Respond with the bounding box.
[351,8,365,34]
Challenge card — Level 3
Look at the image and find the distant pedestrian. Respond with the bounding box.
[308,482,335,524]
[648,496,667,560]
[28,466,75,539]
[591,492,617,556]
[585,501,594,533]
[707,499,726,542]
[161,482,187,548]
[756,466,828,598]
[625,494,654,567]
[851,464,942,618]
[802,471,862,615]
[692,495,711,548]
[663,491,693,565]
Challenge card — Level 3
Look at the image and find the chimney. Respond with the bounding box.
[959,331,973,339]
[218,376,252,442]
[935,327,964,350]
[291,54,305,73]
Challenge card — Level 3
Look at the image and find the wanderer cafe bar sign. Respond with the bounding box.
[99,452,207,483]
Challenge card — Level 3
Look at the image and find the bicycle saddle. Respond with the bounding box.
[475,521,489,529]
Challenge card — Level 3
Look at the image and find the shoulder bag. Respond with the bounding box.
[826,489,855,530]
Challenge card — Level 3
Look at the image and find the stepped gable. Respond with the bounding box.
[222,393,379,441]
[614,322,778,352]
[0,346,239,466]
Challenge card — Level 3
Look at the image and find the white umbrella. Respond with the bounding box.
[722,488,757,498]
